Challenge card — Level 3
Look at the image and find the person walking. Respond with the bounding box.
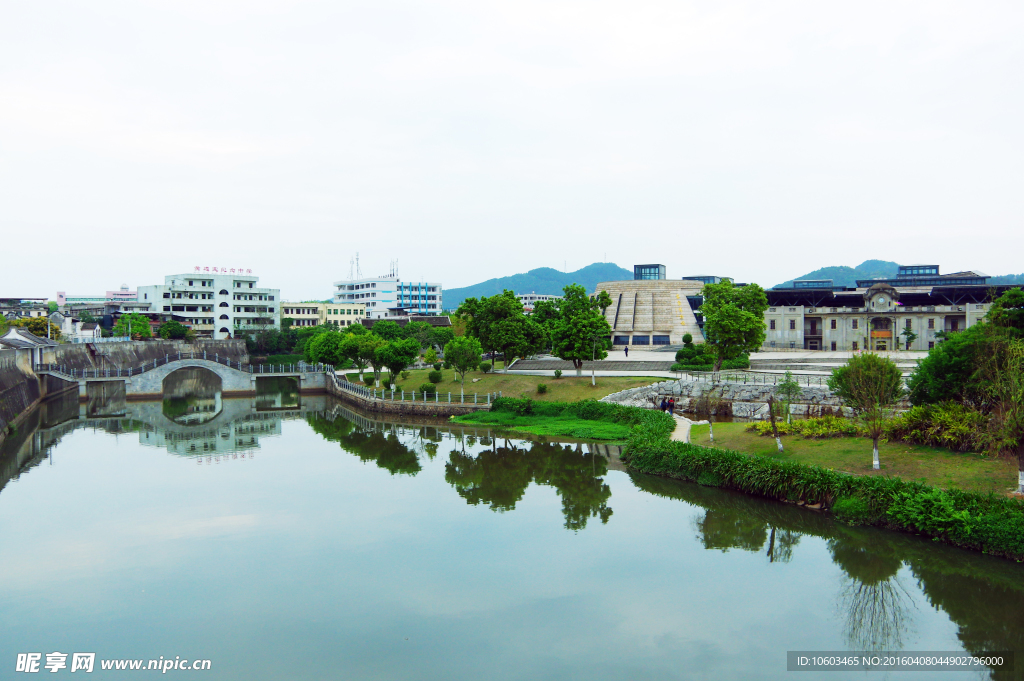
[624,345,628,358]
[660,397,667,412]
[668,397,676,414]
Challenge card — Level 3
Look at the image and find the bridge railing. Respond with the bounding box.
[322,367,500,406]
[36,352,333,380]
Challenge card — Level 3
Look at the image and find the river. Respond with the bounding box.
[1,374,1021,680]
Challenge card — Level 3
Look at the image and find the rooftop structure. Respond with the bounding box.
[634,264,666,281]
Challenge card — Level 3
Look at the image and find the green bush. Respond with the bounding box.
[831,496,873,525]
[401,371,411,380]
[537,383,548,394]
[697,471,723,487]
[443,360,451,370]
[745,416,858,439]
[480,362,491,373]
[362,374,375,386]
[553,369,562,379]
[419,383,437,395]
[433,363,442,371]
[885,402,988,452]
[671,357,750,372]
[493,397,534,416]
[428,370,443,384]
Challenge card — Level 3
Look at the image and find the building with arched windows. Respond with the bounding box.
[138,272,280,340]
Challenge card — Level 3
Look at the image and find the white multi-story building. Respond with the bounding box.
[517,292,561,313]
[332,276,442,319]
[138,272,280,340]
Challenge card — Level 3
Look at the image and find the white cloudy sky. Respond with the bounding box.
[2,0,1022,301]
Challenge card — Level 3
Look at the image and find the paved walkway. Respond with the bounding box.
[670,415,692,443]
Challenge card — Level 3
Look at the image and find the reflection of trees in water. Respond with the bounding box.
[162,368,223,425]
[306,415,421,476]
[445,439,612,531]
[255,377,300,409]
[829,536,915,650]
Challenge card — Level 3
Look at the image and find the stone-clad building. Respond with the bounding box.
[595,265,707,346]
[764,265,1016,352]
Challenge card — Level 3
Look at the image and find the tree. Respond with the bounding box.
[550,283,612,378]
[424,347,438,365]
[78,310,96,324]
[900,326,918,351]
[431,327,454,352]
[10,317,61,340]
[530,299,561,351]
[907,323,988,406]
[982,338,1024,492]
[358,334,387,387]
[306,330,345,365]
[370,320,402,341]
[402,321,435,348]
[47,301,58,314]
[987,287,1024,333]
[112,313,152,339]
[775,371,802,424]
[699,281,768,371]
[594,290,613,315]
[766,396,784,453]
[828,353,904,470]
[457,290,542,372]
[376,338,420,388]
[158,320,189,340]
[340,333,366,377]
[444,336,483,398]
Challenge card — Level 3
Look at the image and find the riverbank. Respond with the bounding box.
[451,398,657,442]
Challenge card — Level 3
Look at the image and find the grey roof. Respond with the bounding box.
[0,327,58,348]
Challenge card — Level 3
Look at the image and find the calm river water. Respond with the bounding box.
[1,377,1022,680]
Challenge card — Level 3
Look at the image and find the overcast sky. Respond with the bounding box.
[2,0,1022,301]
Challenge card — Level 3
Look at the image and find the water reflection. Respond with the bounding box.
[307,414,421,476]
[446,439,613,531]
[162,367,223,425]
[255,376,300,410]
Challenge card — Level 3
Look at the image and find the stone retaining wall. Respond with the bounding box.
[600,377,860,420]
[325,379,490,418]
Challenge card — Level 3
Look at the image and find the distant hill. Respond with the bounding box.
[776,260,1024,289]
[444,262,634,309]
[774,260,899,288]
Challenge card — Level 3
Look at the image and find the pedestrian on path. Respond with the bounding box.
[660,397,667,412]
[624,345,628,357]
[668,397,676,414]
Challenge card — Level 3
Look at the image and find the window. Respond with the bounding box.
[220,328,230,334]
[929,341,935,349]
[220,289,228,295]
[631,336,650,345]
[770,341,776,348]
[928,318,934,329]
[163,292,170,298]
[830,319,837,330]
[852,341,858,351]
[188,280,193,286]
[653,335,670,345]
[220,314,229,320]
[831,341,837,351]
[852,319,859,330]
[905,319,912,329]
[769,320,776,330]
[163,306,170,312]
[789,319,796,330]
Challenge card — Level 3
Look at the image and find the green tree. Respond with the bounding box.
[47,301,58,314]
[900,326,919,351]
[594,290,613,315]
[431,327,454,352]
[158,320,189,340]
[457,290,542,372]
[402,321,435,348]
[78,310,96,324]
[699,281,768,371]
[371,320,402,341]
[828,353,904,470]
[112,313,152,339]
[424,347,438,365]
[530,298,561,351]
[376,338,420,388]
[987,287,1024,332]
[981,339,1024,492]
[306,330,345,365]
[358,334,387,387]
[775,370,802,424]
[444,335,482,398]
[907,323,988,406]
[550,283,612,378]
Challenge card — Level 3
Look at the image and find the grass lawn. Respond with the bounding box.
[344,366,661,402]
[689,421,1018,495]
[452,410,631,441]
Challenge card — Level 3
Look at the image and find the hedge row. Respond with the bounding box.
[622,411,1024,561]
[491,397,675,429]
[670,357,751,372]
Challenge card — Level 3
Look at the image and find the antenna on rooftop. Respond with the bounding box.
[356,252,362,279]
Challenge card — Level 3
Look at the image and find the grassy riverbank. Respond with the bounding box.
[452,398,648,441]
[346,367,660,402]
[689,422,1017,495]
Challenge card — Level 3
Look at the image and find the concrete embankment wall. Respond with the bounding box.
[0,351,41,448]
[50,339,247,372]
[325,378,491,418]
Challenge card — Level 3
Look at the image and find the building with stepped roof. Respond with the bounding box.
[593,265,711,347]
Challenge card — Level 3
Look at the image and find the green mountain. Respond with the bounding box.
[445,263,634,309]
[775,260,900,288]
[989,273,1024,285]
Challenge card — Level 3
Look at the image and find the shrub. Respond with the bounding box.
[671,356,750,372]
[362,374,375,386]
[492,397,534,416]
[553,369,562,379]
[433,363,442,371]
[480,362,492,373]
[885,402,988,452]
[443,360,452,370]
[831,496,873,525]
[537,383,548,394]
[428,370,443,384]
[887,488,974,538]
[401,371,410,380]
[746,416,858,439]
[419,383,437,395]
